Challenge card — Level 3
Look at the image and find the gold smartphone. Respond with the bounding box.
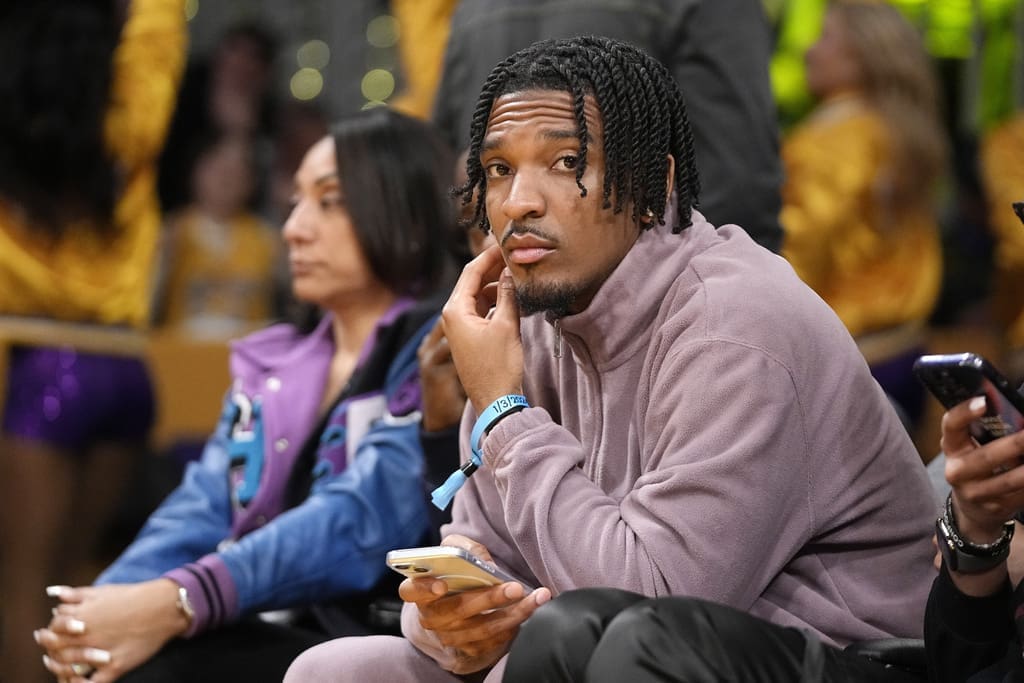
[385,546,531,593]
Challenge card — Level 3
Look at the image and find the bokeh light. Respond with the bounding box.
[296,40,331,70]
[290,68,324,101]
[366,15,400,48]
[361,69,395,102]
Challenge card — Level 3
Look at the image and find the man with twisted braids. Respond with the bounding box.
[285,36,936,682]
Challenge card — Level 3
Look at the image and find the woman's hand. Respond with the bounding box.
[35,579,190,683]
[943,397,1024,542]
[941,397,1024,594]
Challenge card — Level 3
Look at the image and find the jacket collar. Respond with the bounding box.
[230,297,415,377]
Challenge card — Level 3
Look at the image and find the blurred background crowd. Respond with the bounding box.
[153,0,1023,445]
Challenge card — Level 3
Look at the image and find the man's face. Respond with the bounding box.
[480,89,641,316]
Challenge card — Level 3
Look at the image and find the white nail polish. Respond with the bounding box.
[84,647,112,664]
[67,618,86,634]
[970,396,987,412]
[45,585,70,598]
[33,629,42,644]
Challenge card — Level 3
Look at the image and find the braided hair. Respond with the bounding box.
[456,35,700,236]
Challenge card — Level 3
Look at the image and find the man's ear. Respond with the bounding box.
[638,155,677,226]
[640,154,676,225]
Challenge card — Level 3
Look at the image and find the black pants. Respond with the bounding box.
[116,619,329,683]
[504,589,926,683]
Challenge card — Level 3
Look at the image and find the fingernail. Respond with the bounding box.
[42,654,53,668]
[534,588,551,605]
[431,581,447,596]
[84,647,111,664]
[970,396,987,413]
[33,629,42,644]
[67,618,86,634]
[46,585,70,598]
[503,582,523,599]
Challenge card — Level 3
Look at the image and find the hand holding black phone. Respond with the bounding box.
[913,353,1024,444]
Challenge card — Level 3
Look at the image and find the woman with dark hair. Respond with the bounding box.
[34,107,456,683]
[781,0,948,429]
[0,2,186,682]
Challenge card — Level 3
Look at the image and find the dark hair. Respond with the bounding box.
[331,107,455,297]
[0,0,120,237]
[457,35,701,235]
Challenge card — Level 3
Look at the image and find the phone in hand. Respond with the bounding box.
[913,353,1024,444]
[385,546,531,593]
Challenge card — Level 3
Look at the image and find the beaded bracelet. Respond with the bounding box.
[430,394,529,510]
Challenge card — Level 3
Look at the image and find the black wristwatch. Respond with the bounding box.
[936,492,1015,574]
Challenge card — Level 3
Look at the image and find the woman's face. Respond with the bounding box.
[805,10,863,100]
[282,135,381,308]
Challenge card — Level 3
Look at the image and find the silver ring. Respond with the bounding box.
[70,663,96,678]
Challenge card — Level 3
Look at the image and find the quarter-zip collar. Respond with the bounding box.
[547,204,718,371]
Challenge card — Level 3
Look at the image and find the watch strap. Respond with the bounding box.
[936,493,1015,574]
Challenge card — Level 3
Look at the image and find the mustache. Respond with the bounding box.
[499,222,559,247]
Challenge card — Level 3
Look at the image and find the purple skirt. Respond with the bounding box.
[2,345,155,451]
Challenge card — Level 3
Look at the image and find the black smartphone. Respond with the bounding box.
[913,353,1024,444]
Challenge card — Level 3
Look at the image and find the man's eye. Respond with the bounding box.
[485,163,511,178]
[557,155,578,171]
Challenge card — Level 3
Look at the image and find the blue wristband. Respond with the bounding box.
[469,394,530,460]
[430,394,529,511]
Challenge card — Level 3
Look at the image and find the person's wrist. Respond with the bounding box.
[153,579,192,637]
[956,514,1008,545]
[938,492,1014,575]
[471,388,523,416]
[952,497,1008,545]
[473,394,528,440]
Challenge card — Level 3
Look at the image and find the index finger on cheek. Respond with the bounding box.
[452,247,505,298]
